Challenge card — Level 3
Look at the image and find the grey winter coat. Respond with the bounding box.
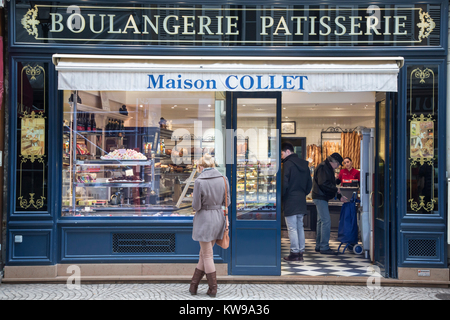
[192,168,231,242]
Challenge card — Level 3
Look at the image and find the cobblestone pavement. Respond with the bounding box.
[1,282,450,300]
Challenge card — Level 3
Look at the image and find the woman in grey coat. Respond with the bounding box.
[189,154,230,298]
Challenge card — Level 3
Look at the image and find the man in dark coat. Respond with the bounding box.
[312,152,347,255]
[281,142,312,262]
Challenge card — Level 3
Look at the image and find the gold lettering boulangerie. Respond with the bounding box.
[20,5,436,45]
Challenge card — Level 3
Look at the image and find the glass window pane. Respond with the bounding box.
[16,61,49,212]
[406,65,438,214]
[236,98,278,220]
[62,91,226,217]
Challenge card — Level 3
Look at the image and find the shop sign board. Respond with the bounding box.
[57,71,398,92]
[16,3,439,47]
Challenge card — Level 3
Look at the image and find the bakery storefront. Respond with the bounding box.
[3,0,448,281]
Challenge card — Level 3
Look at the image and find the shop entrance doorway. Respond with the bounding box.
[279,91,392,277]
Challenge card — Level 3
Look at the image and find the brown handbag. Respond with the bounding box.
[216,176,229,249]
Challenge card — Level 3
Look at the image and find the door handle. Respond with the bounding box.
[370,191,383,208]
[365,172,369,194]
[378,191,384,208]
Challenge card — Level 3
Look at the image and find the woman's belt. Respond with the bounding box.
[202,205,222,210]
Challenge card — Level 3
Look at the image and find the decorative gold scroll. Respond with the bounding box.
[21,64,46,113]
[412,68,432,84]
[21,5,39,38]
[417,8,436,41]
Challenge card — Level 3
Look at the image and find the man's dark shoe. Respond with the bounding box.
[320,249,339,255]
[315,247,320,252]
[283,251,302,262]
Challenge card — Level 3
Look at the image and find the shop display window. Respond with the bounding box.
[62,91,226,217]
[406,65,439,214]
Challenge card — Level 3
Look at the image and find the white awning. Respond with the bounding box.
[52,54,403,92]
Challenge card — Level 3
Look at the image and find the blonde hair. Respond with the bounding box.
[198,153,215,168]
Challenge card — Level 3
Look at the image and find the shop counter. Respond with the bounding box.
[305,200,343,232]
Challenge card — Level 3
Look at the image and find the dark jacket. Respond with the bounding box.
[282,153,312,216]
[311,159,340,201]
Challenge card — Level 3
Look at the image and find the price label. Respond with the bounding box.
[125,169,134,176]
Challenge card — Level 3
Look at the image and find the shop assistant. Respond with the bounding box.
[338,157,360,182]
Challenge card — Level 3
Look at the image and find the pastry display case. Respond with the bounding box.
[236,157,277,220]
[62,100,201,217]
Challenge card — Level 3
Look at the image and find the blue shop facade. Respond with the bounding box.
[3,0,448,281]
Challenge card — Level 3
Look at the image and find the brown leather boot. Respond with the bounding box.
[189,268,205,295]
[206,271,218,297]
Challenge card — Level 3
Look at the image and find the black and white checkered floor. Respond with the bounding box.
[281,238,379,277]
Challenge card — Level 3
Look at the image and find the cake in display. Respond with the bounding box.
[101,149,147,160]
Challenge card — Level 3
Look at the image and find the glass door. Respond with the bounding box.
[229,92,281,275]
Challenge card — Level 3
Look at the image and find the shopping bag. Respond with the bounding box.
[337,193,360,245]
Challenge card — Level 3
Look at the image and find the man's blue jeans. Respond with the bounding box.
[284,214,305,253]
[313,199,331,251]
